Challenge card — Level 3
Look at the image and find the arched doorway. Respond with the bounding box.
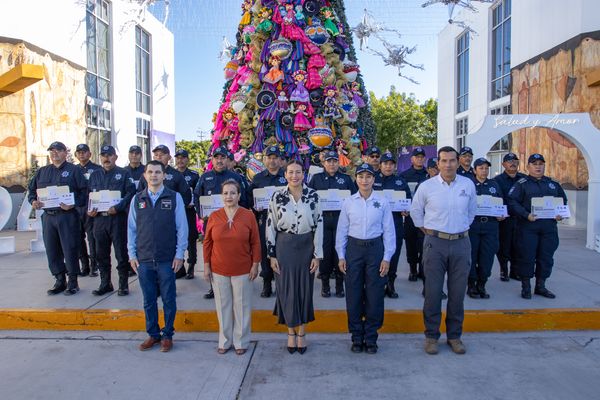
[466,113,600,250]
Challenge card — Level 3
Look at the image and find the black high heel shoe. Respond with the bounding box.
[297,334,307,354]
[287,333,297,354]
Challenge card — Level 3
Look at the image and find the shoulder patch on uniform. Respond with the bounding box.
[517,178,527,184]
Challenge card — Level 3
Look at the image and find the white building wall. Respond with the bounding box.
[0,0,86,67]
[0,0,174,166]
[437,0,600,150]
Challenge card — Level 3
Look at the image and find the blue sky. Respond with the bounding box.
[149,0,449,141]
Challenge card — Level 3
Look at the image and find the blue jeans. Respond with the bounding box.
[138,261,177,339]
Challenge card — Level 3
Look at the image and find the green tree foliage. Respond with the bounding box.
[175,140,212,170]
[370,87,438,152]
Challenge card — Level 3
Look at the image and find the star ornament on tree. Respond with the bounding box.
[351,9,401,51]
[368,40,424,84]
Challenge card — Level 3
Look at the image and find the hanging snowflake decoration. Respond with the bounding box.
[368,40,424,84]
[218,36,235,63]
[351,9,400,50]
[421,0,493,34]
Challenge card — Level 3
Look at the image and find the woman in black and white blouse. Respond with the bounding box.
[267,160,323,354]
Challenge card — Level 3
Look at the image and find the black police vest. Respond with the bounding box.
[134,188,178,263]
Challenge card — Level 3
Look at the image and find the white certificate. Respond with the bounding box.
[316,189,351,211]
[307,165,324,183]
[199,195,224,218]
[476,195,507,217]
[382,190,411,212]
[531,197,568,219]
[88,190,121,212]
[37,186,75,209]
[253,186,278,211]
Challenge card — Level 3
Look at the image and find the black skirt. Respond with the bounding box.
[273,231,315,327]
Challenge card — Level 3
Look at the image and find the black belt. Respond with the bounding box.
[425,229,468,240]
[44,209,75,216]
[98,212,111,217]
[323,211,340,216]
[348,236,382,247]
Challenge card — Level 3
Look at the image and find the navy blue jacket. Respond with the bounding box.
[124,164,145,181]
[493,171,526,202]
[458,165,475,180]
[28,161,88,210]
[308,171,357,193]
[88,166,136,214]
[194,169,249,210]
[134,188,178,263]
[507,175,568,221]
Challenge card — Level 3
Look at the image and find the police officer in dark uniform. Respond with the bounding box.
[28,141,88,295]
[139,145,191,205]
[124,145,145,190]
[227,149,252,205]
[374,151,411,298]
[174,149,200,279]
[457,146,475,179]
[365,146,382,176]
[74,143,101,277]
[249,145,287,297]
[467,158,504,299]
[400,147,428,281]
[195,146,249,298]
[87,145,136,296]
[508,154,567,299]
[308,150,357,298]
[493,152,526,281]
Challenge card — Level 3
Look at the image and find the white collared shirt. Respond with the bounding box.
[410,174,477,234]
[335,190,396,262]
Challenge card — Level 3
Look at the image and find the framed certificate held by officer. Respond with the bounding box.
[531,197,570,219]
[37,186,75,209]
[316,189,351,211]
[476,195,507,217]
[382,190,411,212]
[253,186,278,211]
[88,190,121,212]
[199,195,224,218]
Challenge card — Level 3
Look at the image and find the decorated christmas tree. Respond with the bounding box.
[211,0,375,176]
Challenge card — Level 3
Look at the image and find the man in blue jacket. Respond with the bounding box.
[128,160,188,352]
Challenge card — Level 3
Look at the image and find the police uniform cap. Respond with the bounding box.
[324,150,339,161]
[265,146,280,157]
[211,146,228,157]
[459,146,473,155]
[152,144,170,154]
[129,145,142,153]
[75,143,90,152]
[473,157,491,167]
[528,153,545,163]
[381,151,396,163]
[174,149,189,158]
[365,146,381,156]
[426,158,438,169]
[411,147,425,157]
[503,152,519,162]
[355,163,375,176]
[100,145,116,156]
[47,141,67,151]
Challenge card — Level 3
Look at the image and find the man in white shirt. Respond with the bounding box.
[410,146,477,355]
[336,163,396,354]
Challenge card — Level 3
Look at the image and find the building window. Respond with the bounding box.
[489,104,512,151]
[456,117,468,149]
[86,0,112,158]
[491,0,511,100]
[136,26,151,115]
[490,104,512,115]
[136,117,151,164]
[456,31,469,113]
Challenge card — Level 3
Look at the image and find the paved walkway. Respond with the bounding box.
[1,330,599,400]
[1,226,599,312]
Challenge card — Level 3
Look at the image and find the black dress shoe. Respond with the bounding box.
[385,285,399,299]
[500,271,510,282]
[408,273,418,282]
[321,287,331,298]
[509,271,521,281]
[521,288,532,299]
[185,272,195,279]
[92,284,114,296]
[47,280,67,295]
[335,288,345,298]
[365,344,378,354]
[90,269,99,277]
[534,286,556,299]
[117,288,129,296]
[204,289,214,299]
[175,266,187,279]
[80,269,90,277]
[351,342,364,353]
[64,285,80,296]
[260,281,272,298]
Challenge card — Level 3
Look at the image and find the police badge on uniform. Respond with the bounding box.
[279,177,286,184]
[337,178,345,185]
[185,176,191,182]
[395,180,403,186]
[489,187,496,194]
[61,171,69,177]
[549,183,556,189]
[373,201,381,209]
[115,173,122,180]
[165,174,173,180]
